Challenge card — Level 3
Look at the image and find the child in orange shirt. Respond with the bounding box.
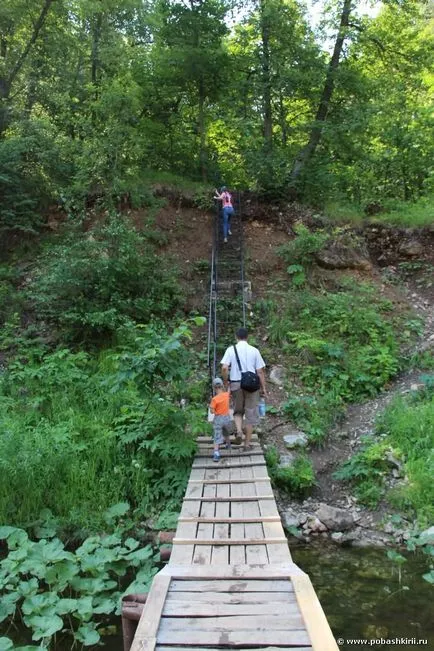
[209,377,232,462]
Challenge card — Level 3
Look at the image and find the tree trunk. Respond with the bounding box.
[0,0,54,136]
[91,12,103,88]
[198,78,207,181]
[260,0,273,154]
[290,0,353,183]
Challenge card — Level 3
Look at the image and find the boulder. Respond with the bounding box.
[278,453,296,468]
[281,509,299,529]
[283,431,308,449]
[315,503,354,531]
[304,516,327,533]
[269,365,287,386]
[399,239,423,257]
[419,526,434,545]
[315,234,372,271]
[331,532,344,543]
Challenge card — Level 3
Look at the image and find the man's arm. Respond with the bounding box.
[257,367,267,397]
[221,364,229,388]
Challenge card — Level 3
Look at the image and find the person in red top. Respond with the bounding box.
[209,377,232,462]
[214,186,234,243]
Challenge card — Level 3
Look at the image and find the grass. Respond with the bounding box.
[334,378,434,524]
[324,194,434,228]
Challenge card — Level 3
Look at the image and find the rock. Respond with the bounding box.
[298,512,309,525]
[279,453,296,468]
[269,365,287,386]
[331,532,344,543]
[283,431,308,449]
[305,516,327,533]
[281,509,299,530]
[399,239,423,257]
[385,450,401,470]
[352,537,385,549]
[419,526,434,545]
[315,234,372,271]
[315,503,355,531]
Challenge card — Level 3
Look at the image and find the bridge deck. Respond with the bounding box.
[130,438,338,651]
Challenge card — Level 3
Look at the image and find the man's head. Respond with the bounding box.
[213,377,224,392]
[236,327,248,341]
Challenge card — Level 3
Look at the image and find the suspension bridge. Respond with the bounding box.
[124,198,338,651]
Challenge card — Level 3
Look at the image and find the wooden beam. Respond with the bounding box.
[187,478,269,484]
[178,516,281,524]
[192,461,266,469]
[161,564,305,579]
[291,574,339,651]
[173,538,287,545]
[130,573,171,651]
[183,495,274,502]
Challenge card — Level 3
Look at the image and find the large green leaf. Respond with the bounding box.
[27,614,63,641]
[0,637,13,650]
[75,624,100,646]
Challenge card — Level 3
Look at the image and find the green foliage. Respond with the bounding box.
[378,384,434,523]
[265,447,315,496]
[335,379,434,520]
[28,215,182,342]
[278,225,329,270]
[0,318,205,533]
[333,436,390,507]
[0,518,158,649]
[261,278,402,439]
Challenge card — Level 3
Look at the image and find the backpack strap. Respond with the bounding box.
[233,345,242,373]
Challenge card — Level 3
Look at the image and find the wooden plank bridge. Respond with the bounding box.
[130,435,338,651]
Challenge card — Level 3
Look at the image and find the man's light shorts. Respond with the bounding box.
[230,381,260,425]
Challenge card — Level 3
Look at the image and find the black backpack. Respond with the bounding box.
[233,345,260,393]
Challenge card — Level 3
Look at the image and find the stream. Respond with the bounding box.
[292,543,434,650]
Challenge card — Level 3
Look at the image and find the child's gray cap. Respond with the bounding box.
[213,377,224,386]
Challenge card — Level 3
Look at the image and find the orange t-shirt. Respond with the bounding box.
[210,392,230,416]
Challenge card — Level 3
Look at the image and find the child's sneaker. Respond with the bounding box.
[228,230,232,235]
[224,441,231,450]
[213,451,220,462]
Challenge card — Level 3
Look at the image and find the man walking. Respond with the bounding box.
[220,327,267,451]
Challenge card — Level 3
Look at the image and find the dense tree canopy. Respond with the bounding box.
[0,0,433,231]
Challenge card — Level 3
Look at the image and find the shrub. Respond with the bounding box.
[278,224,329,270]
[266,447,315,496]
[28,215,182,342]
[0,319,204,534]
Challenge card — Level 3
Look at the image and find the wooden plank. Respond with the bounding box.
[192,461,266,469]
[173,538,287,545]
[187,478,269,484]
[183,495,274,501]
[192,483,215,566]
[156,647,311,651]
[169,579,295,592]
[165,591,297,603]
[241,468,269,565]
[195,450,264,457]
[178,516,281,523]
[161,564,305,579]
[162,601,300,617]
[228,466,246,565]
[292,574,339,651]
[130,573,171,651]
[211,481,229,565]
[156,629,311,647]
[158,613,304,632]
[196,435,258,443]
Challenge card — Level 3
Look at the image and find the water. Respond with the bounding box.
[292,543,434,651]
[4,545,433,650]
